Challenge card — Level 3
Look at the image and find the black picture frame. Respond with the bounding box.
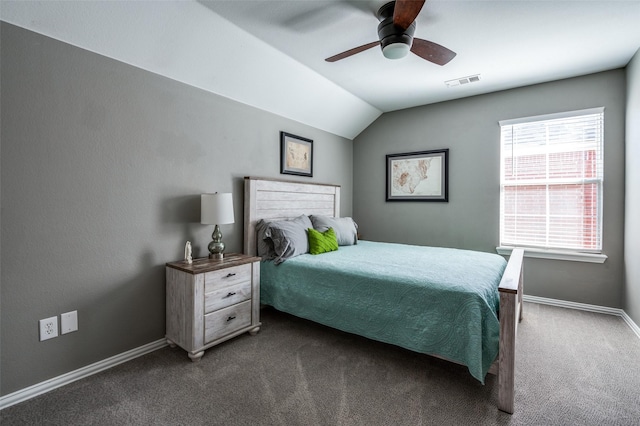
[280,132,313,177]
[386,149,449,202]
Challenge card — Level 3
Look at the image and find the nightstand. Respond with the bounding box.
[165,253,261,361]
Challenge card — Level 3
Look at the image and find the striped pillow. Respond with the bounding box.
[307,227,338,255]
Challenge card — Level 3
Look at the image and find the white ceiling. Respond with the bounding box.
[205,0,640,109]
[2,1,640,139]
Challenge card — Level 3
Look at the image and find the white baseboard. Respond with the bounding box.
[620,311,640,339]
[0,339,167,410]
[3,298,639,411]
[522,295,640,339]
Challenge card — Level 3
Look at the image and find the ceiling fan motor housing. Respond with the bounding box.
[377,2,416,59]
[378,19,416,59]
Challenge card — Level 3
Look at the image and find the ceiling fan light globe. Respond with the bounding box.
[382,42,410,59]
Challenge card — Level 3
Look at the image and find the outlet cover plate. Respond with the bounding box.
[39,316,59,341]
[61,311,78,334]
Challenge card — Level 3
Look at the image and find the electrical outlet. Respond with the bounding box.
[61,310,78,334]
[39,316,59,341]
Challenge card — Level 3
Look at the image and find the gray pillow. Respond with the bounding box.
[310,215,358,246]
[255,219,276,260]
[264,215,313,264]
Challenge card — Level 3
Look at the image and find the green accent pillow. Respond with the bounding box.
[307,227,339,255]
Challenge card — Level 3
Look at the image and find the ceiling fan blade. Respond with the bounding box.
[393,0,426,30]
[410,38,456,65]
[325,41,380,62]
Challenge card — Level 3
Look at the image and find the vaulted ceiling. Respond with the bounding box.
[2,1,639,139]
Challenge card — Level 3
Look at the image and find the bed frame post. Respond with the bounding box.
[497,248,524,414]
[244,177,258,256]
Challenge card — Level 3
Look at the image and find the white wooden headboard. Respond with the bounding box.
[243,177,341,256]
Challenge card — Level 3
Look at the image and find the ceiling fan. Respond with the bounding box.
[325,0,456,65]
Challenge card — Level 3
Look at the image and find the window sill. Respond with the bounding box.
[496,247,607,264]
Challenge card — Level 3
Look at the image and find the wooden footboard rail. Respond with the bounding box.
[496,248,524,414]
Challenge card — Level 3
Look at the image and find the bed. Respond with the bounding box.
[243,177,524,413]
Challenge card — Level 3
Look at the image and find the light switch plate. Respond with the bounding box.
[61,310,78,334]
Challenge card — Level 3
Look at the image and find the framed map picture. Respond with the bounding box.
[280,132,313,177]
[386,149,449,202]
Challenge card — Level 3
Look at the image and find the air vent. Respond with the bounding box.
[445,74,481,87]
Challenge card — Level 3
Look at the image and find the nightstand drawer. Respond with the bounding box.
[204,280,251,313]
[204,300,252,343]
[204,263,251,292]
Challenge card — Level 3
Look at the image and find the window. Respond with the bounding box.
[499,108,604,257]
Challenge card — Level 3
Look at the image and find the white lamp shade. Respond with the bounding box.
[201,193,235,225]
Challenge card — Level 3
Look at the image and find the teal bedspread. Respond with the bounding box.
[260,240,507,383]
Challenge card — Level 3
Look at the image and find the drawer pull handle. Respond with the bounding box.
[224,273,236,278]
[227,315,236,322]
[223,292,236,298]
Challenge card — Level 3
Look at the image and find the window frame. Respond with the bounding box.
[497,107,607,264]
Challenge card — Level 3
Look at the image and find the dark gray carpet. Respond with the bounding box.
[2,302,639,425]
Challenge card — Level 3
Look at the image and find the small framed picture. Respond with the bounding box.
[386,149,449,202]
[280,132,313,177]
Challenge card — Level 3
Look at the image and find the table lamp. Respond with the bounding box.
[201,192,235,260]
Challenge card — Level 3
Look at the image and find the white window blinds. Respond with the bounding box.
[499,108,604,252]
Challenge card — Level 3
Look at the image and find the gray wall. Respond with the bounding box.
[0,23,353,395]
[625,49,640,325]
[353,71,626,308]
